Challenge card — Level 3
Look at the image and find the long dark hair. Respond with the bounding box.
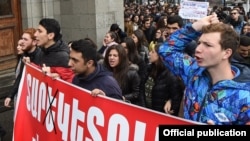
[149,43,167,80]
[133,29,148,51]
[104,45,129,89]
[121,37,141,64]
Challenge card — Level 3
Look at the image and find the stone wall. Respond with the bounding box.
[21,0,124,48]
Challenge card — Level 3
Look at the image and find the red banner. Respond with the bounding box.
[13,64,199,141]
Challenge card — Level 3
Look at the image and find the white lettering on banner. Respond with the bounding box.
[26,73,31,111]
[71,99,85,141]
[25,73,159,141]
[31,76,38,118]
[32,134,39,141]
[155,127,159,141]
[26,73,57,133]
[26,73,52,123]
[87,107,104,141]
[37,81,46,122]
[107,114,129,141]
[57,93,70,141]
[134,121,146,141]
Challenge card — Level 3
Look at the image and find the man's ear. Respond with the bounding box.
[32,39,37,46]
[48,32,55,40]
[87,60,94,67]
[223,48,232,59]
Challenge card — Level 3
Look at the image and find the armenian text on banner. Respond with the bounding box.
[179,0,209,20]
[13,64,198,141]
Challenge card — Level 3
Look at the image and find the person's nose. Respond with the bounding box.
[68,60,72,67]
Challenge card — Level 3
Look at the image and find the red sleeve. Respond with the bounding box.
[50,67,75,83]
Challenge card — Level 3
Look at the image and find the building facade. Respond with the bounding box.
[0,1,124,140]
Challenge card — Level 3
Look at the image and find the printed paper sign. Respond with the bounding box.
[179,0,209,20]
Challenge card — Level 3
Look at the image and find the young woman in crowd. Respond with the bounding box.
[103,45,141,105]
[141,43,184,116]
[121,37,147,80]
[98,31,120,57]
[131,29,149,65]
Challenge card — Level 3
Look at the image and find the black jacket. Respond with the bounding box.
[8,47,42,99]
[40,40,70,67]
[122,64,141,105]
[39,40,74,82]
[231,61,250,83]
[141,64,184,115]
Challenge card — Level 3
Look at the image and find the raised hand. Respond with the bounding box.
[192,13,219,31]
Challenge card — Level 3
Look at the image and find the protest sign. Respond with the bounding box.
[179,0,209,20]
[13,64,199,141]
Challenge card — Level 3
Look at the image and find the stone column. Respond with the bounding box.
[60,0,124,47]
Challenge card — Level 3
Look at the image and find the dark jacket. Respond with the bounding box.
[39,40,74,82]
[231,61,250,83]
[136,56,147,80]
[122,64,141,105]
[142,26,156,43]
[138,45,149,65]
[72,64,123,100]
[8,47,42,99]
[232,52,250,65]
[117,29,127,42]
[225,16,246,35]
[141,64,184,116]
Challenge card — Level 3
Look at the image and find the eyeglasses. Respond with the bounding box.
[230,12,237,15]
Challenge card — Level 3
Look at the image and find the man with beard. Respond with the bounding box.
[140,17,156,43]
[4,28,42,107]
[68,39,123,100]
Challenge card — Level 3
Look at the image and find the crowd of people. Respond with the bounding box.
[1,2,250,138]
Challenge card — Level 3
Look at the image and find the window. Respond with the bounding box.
[0,0,12,16]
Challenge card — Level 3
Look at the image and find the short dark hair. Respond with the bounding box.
[167,15,183,28]
[240,35,250,46]
[83,37,98,50]
[110,23,120,32]
[70,39,98,66]
[39,18,62,42]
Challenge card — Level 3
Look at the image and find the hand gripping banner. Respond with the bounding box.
[13,64,198,141]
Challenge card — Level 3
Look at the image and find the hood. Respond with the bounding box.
[196,64,250,92]
[231,62,250,84]
[211,65,250,91]
[78,64,113,82]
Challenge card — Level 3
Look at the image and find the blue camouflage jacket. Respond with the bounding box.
[158,23,250,125]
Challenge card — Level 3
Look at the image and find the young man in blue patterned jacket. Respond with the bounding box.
[159,13,250,125]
